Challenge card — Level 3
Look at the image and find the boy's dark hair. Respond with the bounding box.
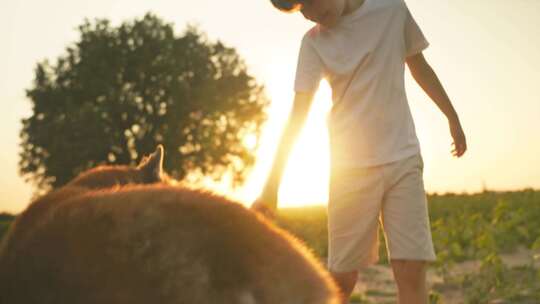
[270,0,305,12]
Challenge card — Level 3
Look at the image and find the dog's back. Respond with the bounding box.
[0,147,339,304]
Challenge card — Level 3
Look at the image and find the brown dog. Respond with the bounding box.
[0,146,339,304]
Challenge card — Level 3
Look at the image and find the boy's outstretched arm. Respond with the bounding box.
[252,92,315,216]
[406,52,467,157]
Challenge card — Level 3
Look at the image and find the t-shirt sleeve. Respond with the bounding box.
[294,35,324,93]
[404,5,429,57]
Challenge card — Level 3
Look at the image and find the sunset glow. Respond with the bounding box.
[197,81,333,208]
[247,81,333,208]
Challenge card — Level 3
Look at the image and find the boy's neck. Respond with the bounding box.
[343,0,366,16]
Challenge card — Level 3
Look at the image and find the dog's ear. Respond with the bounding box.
[137,145,164,183]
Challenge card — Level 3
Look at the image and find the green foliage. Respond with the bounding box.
[349,292,370,303]
[278,191,540,260]
[277,190,540,303]
[461,254,540,303]
[277,206,329,257]
[428,290,442,304]
[20,14,269,193]
[0,213,15,243]
[430,190,540,265]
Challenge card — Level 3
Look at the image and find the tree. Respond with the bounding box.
[20,13,269,193]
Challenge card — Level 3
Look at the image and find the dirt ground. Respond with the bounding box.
[350,247,539,304]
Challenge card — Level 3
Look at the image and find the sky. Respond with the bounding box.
[1,0,539,214]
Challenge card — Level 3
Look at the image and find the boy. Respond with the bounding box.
[253,0,467,303]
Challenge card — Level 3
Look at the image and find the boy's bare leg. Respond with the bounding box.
[330,270,358,304]
[390,260,428,304]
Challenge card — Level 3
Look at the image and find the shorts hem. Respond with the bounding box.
[328,256,380,273]
[388,255,437,262]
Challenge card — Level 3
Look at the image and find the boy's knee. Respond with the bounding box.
[391,259,427,289]
[330,270,358,299]
[391,259,427,271]
[331,270,358,281]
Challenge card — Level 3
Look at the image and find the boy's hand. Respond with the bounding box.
[449,119,467,157]
[251,193,278,220]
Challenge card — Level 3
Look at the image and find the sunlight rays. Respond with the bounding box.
[238,80,333,207]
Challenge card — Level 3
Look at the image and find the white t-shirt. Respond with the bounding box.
[294,0,429,168]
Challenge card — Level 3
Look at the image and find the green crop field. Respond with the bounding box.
[277,190,540,303]
[2,190,539,303]
[279,189,540,261]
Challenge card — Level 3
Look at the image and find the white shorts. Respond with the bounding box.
[327,153,436,273]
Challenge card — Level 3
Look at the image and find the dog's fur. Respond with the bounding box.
[0,146,339,304]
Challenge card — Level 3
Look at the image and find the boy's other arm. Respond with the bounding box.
[406,52,467,157]
[252,92,315,214]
